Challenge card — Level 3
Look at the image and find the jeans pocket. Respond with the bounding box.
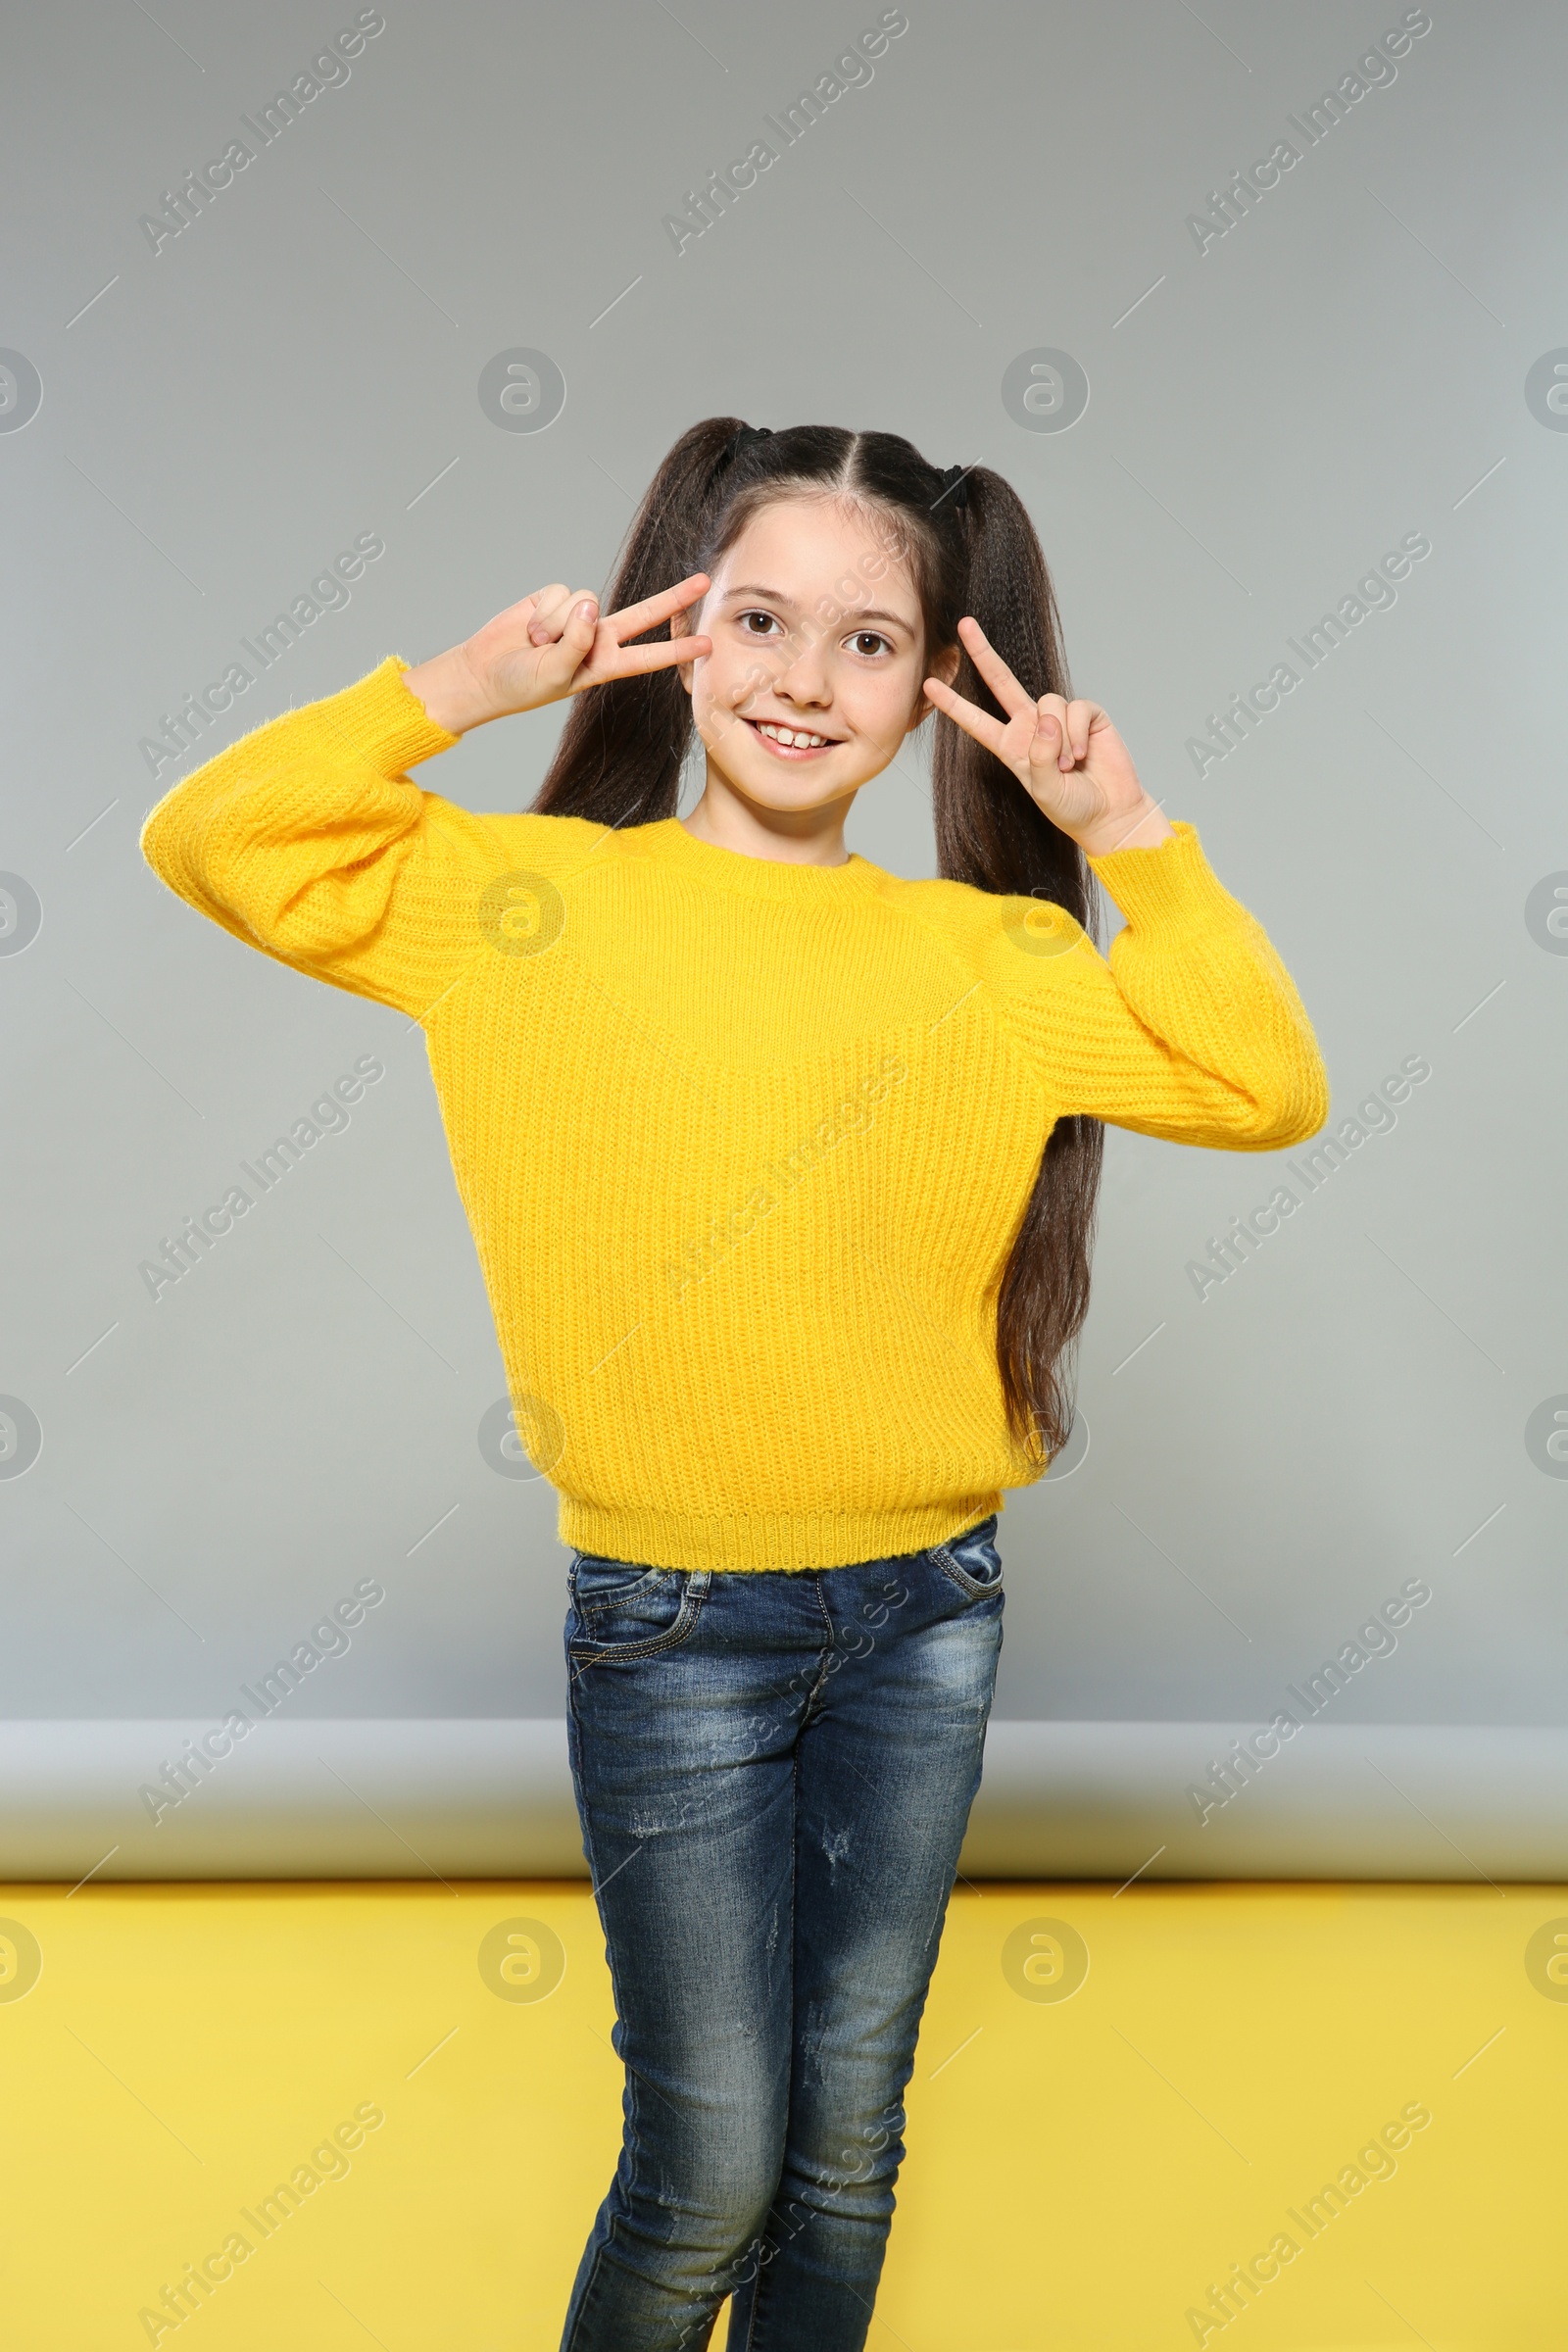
[568,1554,708,1659]
[930,1515,1004,1600]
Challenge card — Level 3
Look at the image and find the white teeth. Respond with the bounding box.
[758,722,828,749]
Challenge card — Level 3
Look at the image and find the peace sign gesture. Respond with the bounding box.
[924,617,1171,857]
[403,573,714,738]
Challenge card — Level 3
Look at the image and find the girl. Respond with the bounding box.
[141,417,1328,2348]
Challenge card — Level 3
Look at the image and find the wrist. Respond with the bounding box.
[1077,798,1173,858]
[400,642,495,737]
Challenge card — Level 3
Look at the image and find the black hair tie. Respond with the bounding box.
[936,463,970,513]
[714,421,773,477]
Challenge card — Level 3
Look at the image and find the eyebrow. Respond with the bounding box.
[719,583,914,632]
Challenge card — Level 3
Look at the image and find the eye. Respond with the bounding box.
[847,629,894,659]
[737,609,782,637]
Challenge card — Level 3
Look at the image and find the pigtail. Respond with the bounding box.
[931,466,1106,1463]
[531,416,745,826]
[930,468,1088,917]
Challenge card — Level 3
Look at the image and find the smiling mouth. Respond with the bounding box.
[744,716,841,758]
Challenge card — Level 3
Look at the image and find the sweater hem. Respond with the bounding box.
[557,1493,1007,1573]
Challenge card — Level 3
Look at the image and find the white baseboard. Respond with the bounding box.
[1,1719,1562,1883]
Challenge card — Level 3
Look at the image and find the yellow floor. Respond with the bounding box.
[2,1880,1557,2348]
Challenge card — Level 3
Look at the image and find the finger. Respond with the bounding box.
[1030,703,1064,769]
[576,634,713,690]
[534,597,602,679]
[1064,698,1099,765]
[529,608,597,650]
[526,584,586,646]
[485,589,549,632]
[955,617,1039,725]
[604,572,712,644]
[1026,692,1073,771]
[923,674,1012,763]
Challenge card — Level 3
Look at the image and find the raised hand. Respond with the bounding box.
[403,574,713,737]
[924,616,1172,857]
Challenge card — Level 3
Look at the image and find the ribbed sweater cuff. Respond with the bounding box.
[316,655,462,777]
[1085,818,1250,931]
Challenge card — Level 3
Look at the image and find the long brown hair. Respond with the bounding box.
[532,418,1104,1460]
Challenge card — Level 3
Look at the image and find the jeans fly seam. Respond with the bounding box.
[799,1571,837,1726]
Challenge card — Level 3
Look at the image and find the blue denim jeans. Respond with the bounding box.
[557,1515,1004,2351]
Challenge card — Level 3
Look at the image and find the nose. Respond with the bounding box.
[768,625,833,710]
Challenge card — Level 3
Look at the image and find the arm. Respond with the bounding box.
[983,820,1329,1148]
[141,660,486,1022]
[139,572,713,1021]
[924,621,1329,1148]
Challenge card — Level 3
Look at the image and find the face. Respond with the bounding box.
[671,496,959,815]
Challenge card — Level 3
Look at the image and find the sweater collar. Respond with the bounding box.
[623,816,886,905]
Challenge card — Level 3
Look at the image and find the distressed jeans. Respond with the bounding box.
[557,1515,1005,2352]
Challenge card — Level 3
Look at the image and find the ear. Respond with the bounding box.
[906,639,960,734]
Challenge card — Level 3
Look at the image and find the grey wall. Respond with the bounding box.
[2,0,1563,1877]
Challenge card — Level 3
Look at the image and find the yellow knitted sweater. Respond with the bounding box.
[140,657,1329,1570]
